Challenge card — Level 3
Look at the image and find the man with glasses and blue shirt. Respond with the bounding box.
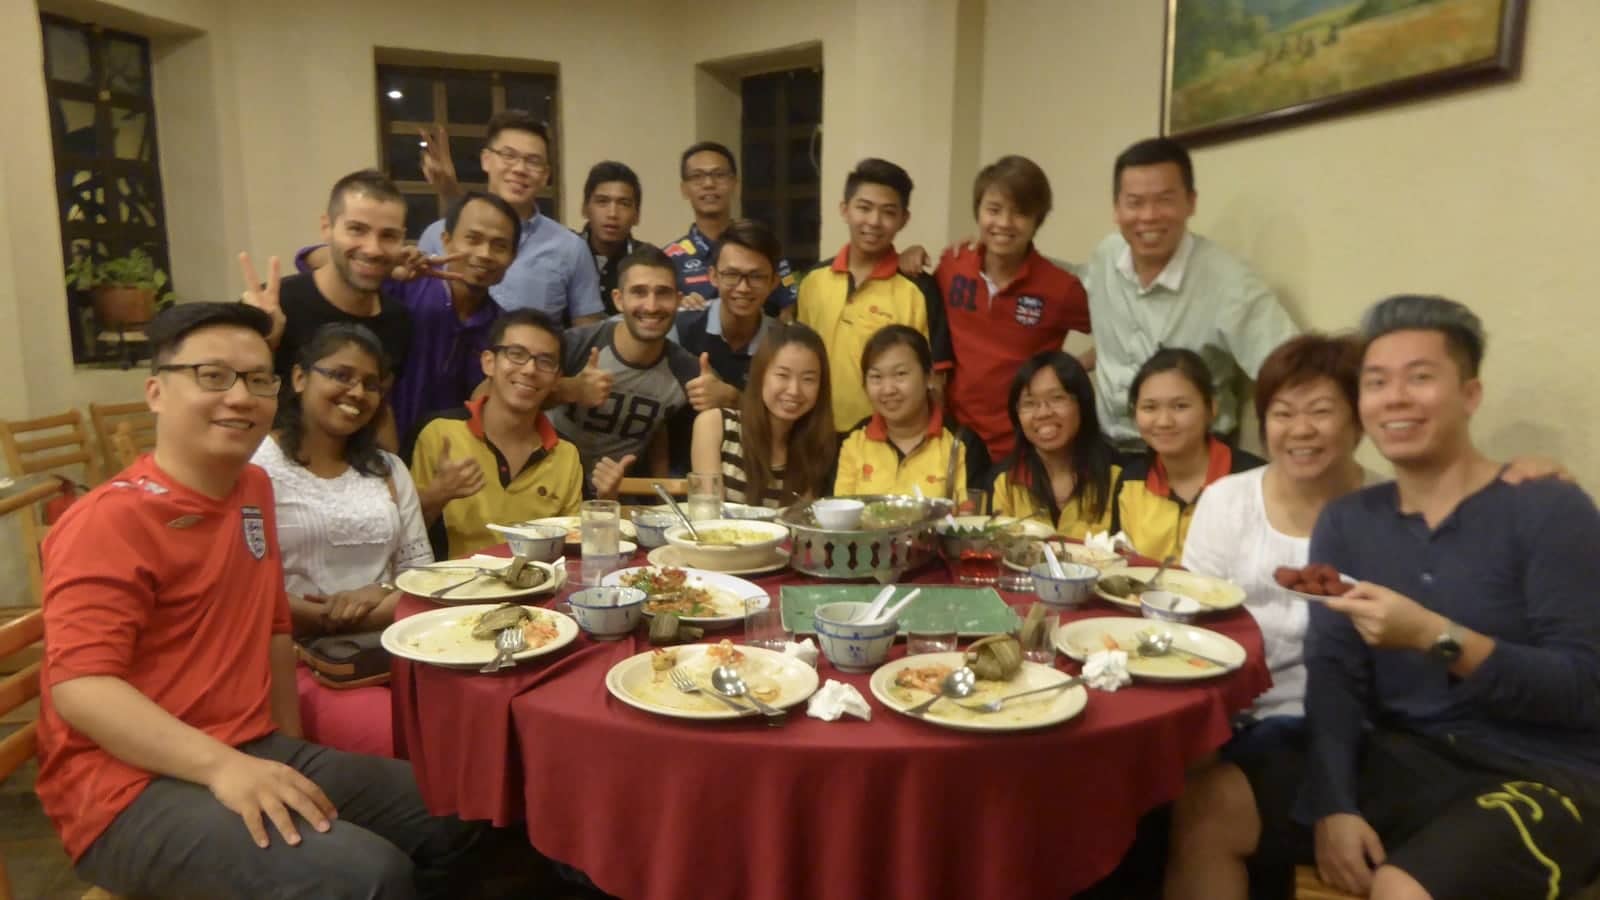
[671,218,783,411]
[417,110,603,327]
[665,141,798,320]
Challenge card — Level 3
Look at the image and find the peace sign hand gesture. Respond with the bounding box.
[238,252,285,347]
[419,124,463,203]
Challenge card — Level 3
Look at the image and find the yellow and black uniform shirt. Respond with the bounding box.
[834,408,967,499]
[411,396,582,558]
[1112,437,1263,561]
[797,246,944,433]
[990,463,1121,539]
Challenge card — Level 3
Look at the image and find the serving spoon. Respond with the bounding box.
[654,482,702,542]
[712,666,786,722]
[1135,630,1232,669]
[903,666,977,717]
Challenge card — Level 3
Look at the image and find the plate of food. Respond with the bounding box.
[1274,564,1357,601]
[526,515,637,549]
[1055,617,1246,682]
[1001,536,1126,574]
[395,556,566,604]
[381,603,578,668]
[870,651,1087,732]
[605,640,820,720]
[1093,567,1245,614]
[600,566,768,626]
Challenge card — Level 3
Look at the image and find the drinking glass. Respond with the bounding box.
[1015,604,1058,664]
[686,472,724,521]
[961,488,988,517]
[580,500,622,586]
[743,594,788,651]
[906,595,959,655]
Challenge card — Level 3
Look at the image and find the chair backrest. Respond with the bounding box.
[89,401,154,472]
[0,410,102,485]
[618,477,685,500]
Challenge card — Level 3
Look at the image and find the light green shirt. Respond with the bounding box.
[1076,231,1298,447]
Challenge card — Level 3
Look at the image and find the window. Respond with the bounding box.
[42,13,173,366]
[376,63,561,241]
[741,67,823,270]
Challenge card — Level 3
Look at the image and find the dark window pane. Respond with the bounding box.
[379,70,434,122]
[104,37,148,96]
[385,131,425,182]
[111,107,150,161]
[742,75,778,127]
[504,77,554,122]
[444,75,493,124]
[787,200,819,249]
[743,201,776,230]
[44,24,92,85]
[54,98,98,156]
[787,137,818,185]
[742,141,775,191]
[403,192,439,241]
[450,136,486,183]
[787,70,822,126]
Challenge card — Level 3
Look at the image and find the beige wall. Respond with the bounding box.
[980,0,1600,480]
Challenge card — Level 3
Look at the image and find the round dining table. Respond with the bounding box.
[391,550,1272,900]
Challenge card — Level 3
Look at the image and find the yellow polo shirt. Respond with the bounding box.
[1111,438,1263,561]
[990,464,1121,539]
[797,246,939,433]
[834,409,967,499]
[411,396,582,558]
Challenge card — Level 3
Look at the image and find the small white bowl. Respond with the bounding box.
[568,586,646,640]
[1028,562,1099,608]
[1141,590,1202,624]
[811,600,899,672]
[663,518,789,570]
[486,523,567,562]
[631,508,679,549]
[811,498,866,531]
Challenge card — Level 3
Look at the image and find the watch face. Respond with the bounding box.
[1433,633,1463,662]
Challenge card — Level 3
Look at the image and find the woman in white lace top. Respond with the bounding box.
[252,323,432,756]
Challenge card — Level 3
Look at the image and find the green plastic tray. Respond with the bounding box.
[780,585,1015,637]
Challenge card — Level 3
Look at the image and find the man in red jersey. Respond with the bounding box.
[36,300,475,899]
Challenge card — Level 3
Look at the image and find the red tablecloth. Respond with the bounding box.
[393,554,1271,900]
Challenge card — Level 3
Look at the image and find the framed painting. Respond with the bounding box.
[1161,0,1528,144]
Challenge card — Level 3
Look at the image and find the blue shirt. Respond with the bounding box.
[663,222,798,318]
[671,299,774,389]
[1300,477,1600,822]
[419,211,601,325]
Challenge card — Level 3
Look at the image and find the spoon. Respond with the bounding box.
[958,677,1083,713]
[1135,630,1232,669]
[1149,554,1177,590]
[857,584,897,622]
[1041,542,1067,579]
[903,666,976,717]
[871,587,923,625]
[711,666,786,721]
[654,482,701,542]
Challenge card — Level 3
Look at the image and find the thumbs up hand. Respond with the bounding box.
[685,352,737,412]
[576,347,615,408]
[433,436,487,501]
[590,453,637,500]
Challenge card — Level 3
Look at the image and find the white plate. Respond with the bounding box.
[381,603,578,668]
[1055,617,1246,682]
[870,652,1088,732]
[1093,567,1245,613]
[527,515,638,546]
[645,544,790,576]
[395,558,566,604]
[601,565,769,626]
[605,643,819,720]
[1282,573,1358,603]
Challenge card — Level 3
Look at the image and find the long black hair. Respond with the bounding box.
[276,322,392,478]
[994,351,1115,523]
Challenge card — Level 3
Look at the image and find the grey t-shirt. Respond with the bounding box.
[546,320,699,476]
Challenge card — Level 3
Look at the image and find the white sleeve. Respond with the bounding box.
[1181,479,1236,581]
[385,452,435,574]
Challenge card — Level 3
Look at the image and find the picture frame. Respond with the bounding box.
[1161,0,1528,145]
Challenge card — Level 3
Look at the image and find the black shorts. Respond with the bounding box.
[1239,729,1600,900]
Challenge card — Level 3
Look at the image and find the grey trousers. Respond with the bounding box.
[75,733,481,900]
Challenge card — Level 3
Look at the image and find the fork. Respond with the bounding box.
[668,669,761,718]
[479,628,526,673]
[957,678,1083,714]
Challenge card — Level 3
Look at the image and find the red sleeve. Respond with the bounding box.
[248,466,294,636]
[1062,271,1091,335]
[40,494,159,685]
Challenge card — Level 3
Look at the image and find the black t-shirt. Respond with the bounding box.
[272,273,413,406]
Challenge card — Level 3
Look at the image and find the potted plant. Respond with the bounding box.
[64,248,176,326]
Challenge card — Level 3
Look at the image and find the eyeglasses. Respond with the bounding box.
[715,268,773,290]
[683,168,734,185]
[485,145,550,172]
[310,365,383,394]
[492,345,561,373]
[1017,395,1077,417]
[156,363,281,398]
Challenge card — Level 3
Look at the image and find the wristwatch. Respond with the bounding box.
[1428,620,1464,663]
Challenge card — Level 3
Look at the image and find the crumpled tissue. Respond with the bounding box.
[1083,650,1132,692]
[806,679,872,721]
[1083,530,1134,555]
[782,638,819,668]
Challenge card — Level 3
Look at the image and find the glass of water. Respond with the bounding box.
[580,500,622,586]
[686,472,724,521]
[906,595,959,655]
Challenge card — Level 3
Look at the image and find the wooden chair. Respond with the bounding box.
[618,477,686,500]
[88,402,154,472]
[0,411,101,607]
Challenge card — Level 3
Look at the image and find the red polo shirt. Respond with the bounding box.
[934,245,1090,458]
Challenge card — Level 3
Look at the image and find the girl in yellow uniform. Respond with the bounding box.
[834,326,966,500]
[988,351,1119,538]
[1112,348,1263,560]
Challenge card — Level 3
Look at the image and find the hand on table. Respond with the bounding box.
[207,751,337,849]
[1314,812,1385,895]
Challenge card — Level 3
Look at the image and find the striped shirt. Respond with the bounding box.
[718,408,786,508]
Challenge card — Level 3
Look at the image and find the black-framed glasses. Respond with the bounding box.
[310,365,383,394]
[491,345,560,373]
[155,363,280,397]
[485,145,549,172]
[683,168,734,185]
[715,268,773,290]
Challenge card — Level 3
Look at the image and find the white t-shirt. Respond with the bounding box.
[1182,465,1379,719]
[253,438,433,598]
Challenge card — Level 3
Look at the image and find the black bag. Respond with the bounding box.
[297,631,391,689]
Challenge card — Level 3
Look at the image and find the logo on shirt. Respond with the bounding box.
[682,258,705,273]
[1015,296,1044,327]
[241,505,267,560]
[862,464,874,479]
